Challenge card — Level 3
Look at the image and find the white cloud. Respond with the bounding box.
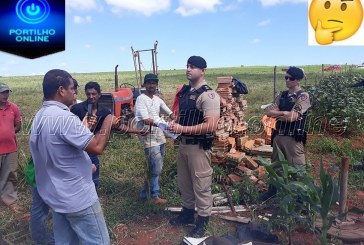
[30,72,45,76]
[74,16,92,24]
[260,0,306,7]
[119,46,126,52]
[252,38,261,43]
[85,44,92,49]
[176,0,222,16]
[258,19,271,26]
[66,0,98,10]
[171,49,176,53]
[58,62,67,68]
[0,67,8,71]
[6,60,20,65]
[221,4,238,12]
[104,0,170,16]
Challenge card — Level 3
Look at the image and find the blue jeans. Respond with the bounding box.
[52,200,110,245]
[89,155,100,188]
[30,187,54,245]
[140,144,165,199]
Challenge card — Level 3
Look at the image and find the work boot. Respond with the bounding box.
[187,215,209,238]
[169,207,195,226]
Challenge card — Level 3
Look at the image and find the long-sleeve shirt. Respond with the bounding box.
[134,94,173,148]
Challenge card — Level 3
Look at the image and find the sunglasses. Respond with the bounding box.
[285,76,296,81]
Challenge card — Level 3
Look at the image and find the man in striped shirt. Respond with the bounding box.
[135,73,175,204]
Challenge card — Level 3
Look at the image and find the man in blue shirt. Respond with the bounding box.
[71,81,111,188]
[29,69,118,244]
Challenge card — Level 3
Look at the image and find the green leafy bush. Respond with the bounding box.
[263,151,340,245]
[305,71,364,134]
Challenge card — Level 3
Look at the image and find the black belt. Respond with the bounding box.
[179,137,201,145]
[276,130,294,136]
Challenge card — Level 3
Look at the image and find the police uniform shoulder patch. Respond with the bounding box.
[207,92,215,99]
[299,94,308,101]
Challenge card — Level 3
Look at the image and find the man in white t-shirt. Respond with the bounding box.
[135,73,175,204]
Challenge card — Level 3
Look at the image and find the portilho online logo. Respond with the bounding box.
[16,0,50,24]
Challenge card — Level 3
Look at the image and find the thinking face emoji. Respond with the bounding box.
[309,0,363,45]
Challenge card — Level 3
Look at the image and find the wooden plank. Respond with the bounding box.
[228,173,243,183]
[219,215,251,223]
[315,220,364,243]
[226,152,245,163]
[166,205,247,213]
[217,76,233,84]
[236,165,253,175]
[243,156,259,169]
[250,145,273,157]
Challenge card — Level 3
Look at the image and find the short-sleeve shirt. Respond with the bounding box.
[29,100,97,213]
[194,81,221,118]
[0,101,21,154]
[135,93,173,148]
[273,90,311,116]
[71,101,111,134]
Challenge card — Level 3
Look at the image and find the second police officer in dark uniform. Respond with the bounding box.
[266,66,311,167]
[262,66,311,200]
[168,56,220,238]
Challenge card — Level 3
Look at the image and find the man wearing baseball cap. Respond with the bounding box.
[0,83,22,212]
[169,56,221,238]
[134,73,175,204]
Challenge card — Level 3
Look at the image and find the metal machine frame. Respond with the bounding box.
[131,40,159,89]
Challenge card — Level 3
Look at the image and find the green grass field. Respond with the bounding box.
[1,65,363,244]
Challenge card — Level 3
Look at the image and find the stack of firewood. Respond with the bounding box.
[212,76,273,189]
[212,76,249,164]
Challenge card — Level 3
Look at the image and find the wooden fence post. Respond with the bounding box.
[339,156,349,221]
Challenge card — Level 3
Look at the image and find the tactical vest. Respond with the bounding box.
[177,84,212,129]
[275,90,307,137]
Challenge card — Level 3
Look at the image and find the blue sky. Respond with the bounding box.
[1,0,364,76]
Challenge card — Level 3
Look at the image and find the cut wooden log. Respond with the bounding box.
[212,192,225,198]
[240,100,248,108]
[244,140,255,152]
[250,145,273,157]
[227,137,236,148]
[236,136,249,149]
[226,151,245,163]
[249,175,259,183]
[215,132,230,141]
[217,76,233,84]
[254,138,265,146]
[228,173,243,183]
[315,219,364,243]
[211,155,226,165]
[236,165,253,175]
[234,125,248,133]
[219,215,251,224]
[258,166,266,179]
[214,198,228,206]
[243,156,259,170]
[166,205,247,213]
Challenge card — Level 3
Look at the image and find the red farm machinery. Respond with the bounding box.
[98,41,159,124]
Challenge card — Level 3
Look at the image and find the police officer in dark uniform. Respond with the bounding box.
[266,66,311,167]
[262,66,311,200]
[168,56,220,238]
